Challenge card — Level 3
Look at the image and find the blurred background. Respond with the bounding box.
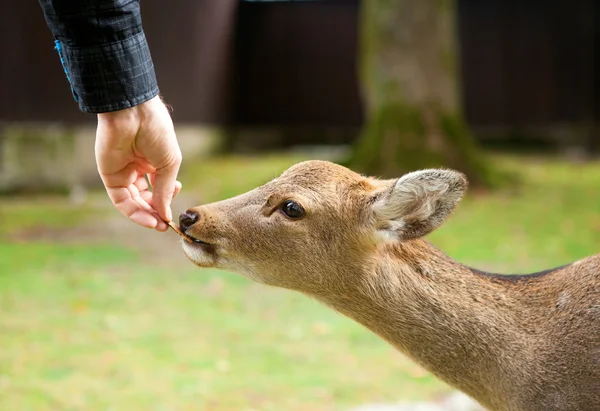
[1,0,598,410]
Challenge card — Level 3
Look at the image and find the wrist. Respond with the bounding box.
[97,95,163,126]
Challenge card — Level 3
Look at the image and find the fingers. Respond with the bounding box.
[151,154,182,223]
[140,181,181,205]
[140,190,153,204]
[173,180,182,198]
[148,174,182,199]
[103,179,168,232]
[130,209,162,229]
[134,174,150,193]
[105,185,160,229]
[127,182,169,231]
[98,161,173,231]
[141,181,182,230]
[97,163,158,228]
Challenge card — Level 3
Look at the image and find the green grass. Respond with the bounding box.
[1,152,599,410]
[0,245,438,411]
[0,195,110,237]
[428,155,600,271]
[178,152,315,200]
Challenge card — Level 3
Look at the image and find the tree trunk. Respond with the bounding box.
[348,0,494,188]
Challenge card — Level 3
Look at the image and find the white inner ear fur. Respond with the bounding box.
[372,169,467,241]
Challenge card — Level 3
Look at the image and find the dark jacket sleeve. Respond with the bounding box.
[38,0,159,113]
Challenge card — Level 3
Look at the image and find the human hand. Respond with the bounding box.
[95,96,183,232]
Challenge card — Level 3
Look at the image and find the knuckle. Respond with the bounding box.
[172,150,183,166]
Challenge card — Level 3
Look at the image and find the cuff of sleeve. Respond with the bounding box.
[56,31,160,113]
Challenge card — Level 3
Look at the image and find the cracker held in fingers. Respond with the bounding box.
[168,221,194,243]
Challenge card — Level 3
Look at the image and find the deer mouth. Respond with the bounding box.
[171,221,219,267]
[168,221,213,246]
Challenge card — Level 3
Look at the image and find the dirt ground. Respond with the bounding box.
[8,191,201,269]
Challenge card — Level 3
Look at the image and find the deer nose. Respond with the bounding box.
[179,210,200,232]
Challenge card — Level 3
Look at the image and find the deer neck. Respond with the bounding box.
[311,239,530,410]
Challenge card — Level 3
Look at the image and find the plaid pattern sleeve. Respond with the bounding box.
[38,0,160,114]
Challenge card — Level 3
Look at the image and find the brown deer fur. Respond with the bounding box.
[178,160,600,411]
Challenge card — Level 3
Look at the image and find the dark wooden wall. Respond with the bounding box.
[144,0,238,124]
[1,0,597,133]
[457,0,598,127]
[0,1,90,123]
[0,0,238,124]
[233,0,363,127]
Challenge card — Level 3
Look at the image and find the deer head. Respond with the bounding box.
[177,160,467,292]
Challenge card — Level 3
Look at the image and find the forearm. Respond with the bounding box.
[38,0,159,113]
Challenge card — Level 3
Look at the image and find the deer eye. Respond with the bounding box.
[280,200,305,219]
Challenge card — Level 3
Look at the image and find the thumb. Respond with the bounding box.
[151,155,182,222]
[133,96,183,223]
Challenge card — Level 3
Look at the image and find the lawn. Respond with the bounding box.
[1,152,599,411]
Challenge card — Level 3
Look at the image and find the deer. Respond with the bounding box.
[171,160,600,411]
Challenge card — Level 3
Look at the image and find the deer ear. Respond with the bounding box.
[371,169,467,242]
